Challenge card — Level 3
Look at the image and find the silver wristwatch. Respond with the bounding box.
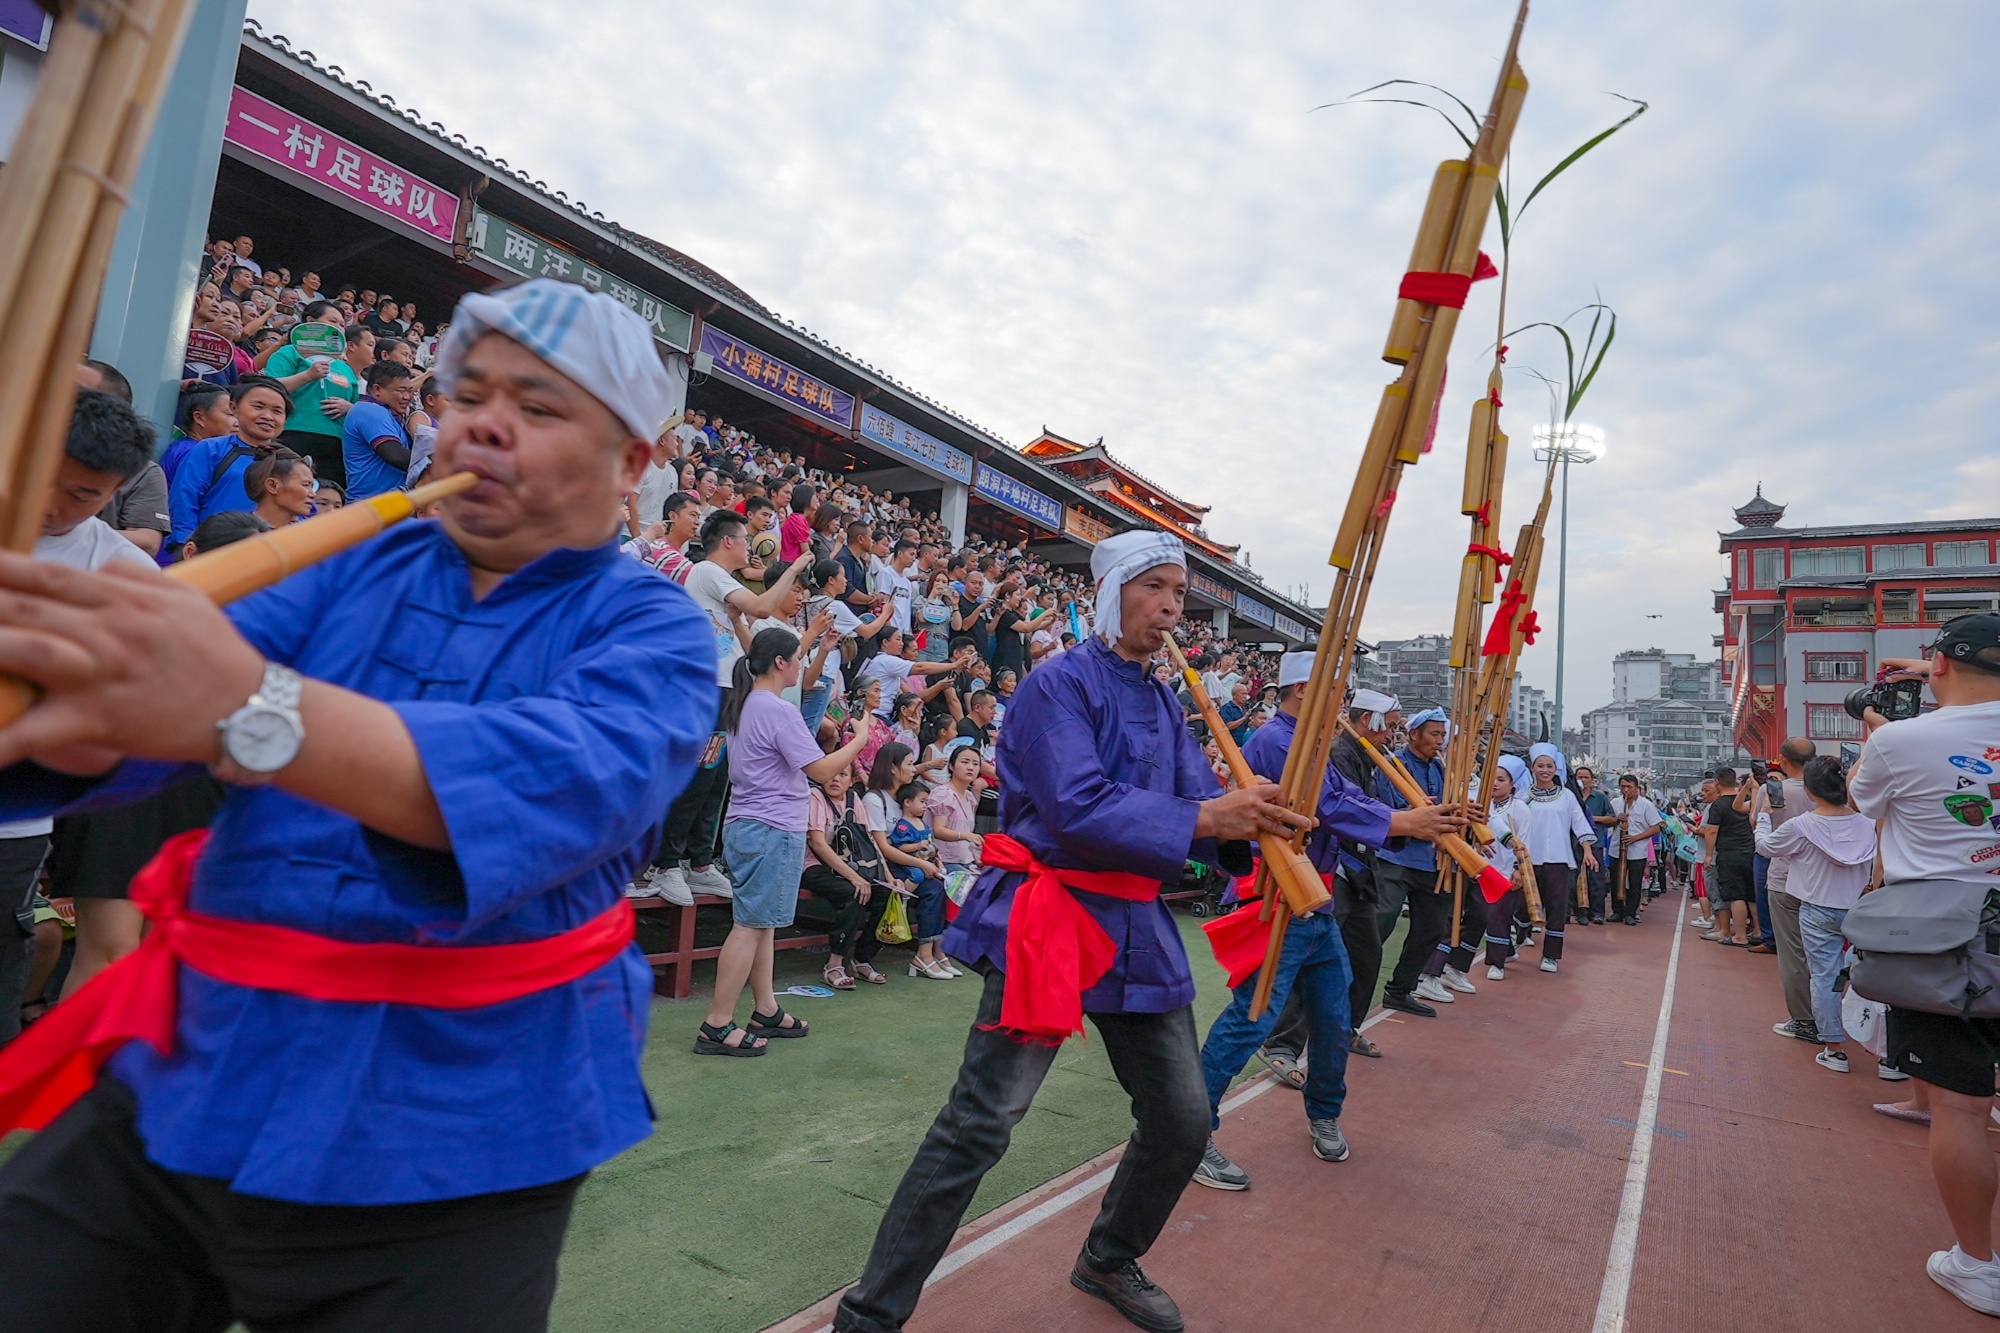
[214,662,305,783]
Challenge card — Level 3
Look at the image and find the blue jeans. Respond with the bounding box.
[1753,855,1774,944]
[1199,911,1353,1124]
[799,682,831,737]
[898,869,946,943]
[1797,902,1850,1043]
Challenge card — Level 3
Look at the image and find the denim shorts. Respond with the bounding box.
[723,818,807,929]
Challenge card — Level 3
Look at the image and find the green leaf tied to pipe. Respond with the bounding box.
[1509,301,1618,428]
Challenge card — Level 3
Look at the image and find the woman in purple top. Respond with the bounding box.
[700,625,865,1057]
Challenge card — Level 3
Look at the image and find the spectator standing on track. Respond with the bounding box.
[1757,738,1819,1042]
[1702,767,1759,948]
[1843,615,2000,1317]
[1749,756,1874,1075]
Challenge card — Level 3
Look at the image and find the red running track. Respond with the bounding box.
[770,890,1992,1333]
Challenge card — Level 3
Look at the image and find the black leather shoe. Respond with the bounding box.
[1381,992,1436,1018]
[1071,1253,1185,1332]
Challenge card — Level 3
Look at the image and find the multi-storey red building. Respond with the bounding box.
[1717,488,2000,757]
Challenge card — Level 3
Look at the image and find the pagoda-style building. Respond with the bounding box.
[1021,429,1239,562]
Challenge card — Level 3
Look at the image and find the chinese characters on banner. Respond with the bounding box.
[700,326,854,433]
[1273,612,1308,641]
[468,211,693,351]
[972,464,1063,531]
[223,88,457,244]
[857,404,974,485]
[1062,507,1116,546]
[1234,592,1277,629]
[1188,571,1235,606]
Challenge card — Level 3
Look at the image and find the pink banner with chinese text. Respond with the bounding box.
[223,88,458,245]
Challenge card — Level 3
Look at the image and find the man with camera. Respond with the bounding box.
[1846,613,2000,1316]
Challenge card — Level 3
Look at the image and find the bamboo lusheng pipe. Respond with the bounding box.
[1248,0,1531,1019]
[1335,716,1506,891]
[0,0,203,549]
[1159,636,1330,918]
[0,473,480,730]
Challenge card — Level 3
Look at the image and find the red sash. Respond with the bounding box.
[981,832,1160,1044]
[1201,870,1335,990]
[0,830,635,1134]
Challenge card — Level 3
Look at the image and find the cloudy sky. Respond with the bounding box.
[251,0,2000,718]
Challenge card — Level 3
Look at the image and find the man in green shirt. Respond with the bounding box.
[265,300,368,486]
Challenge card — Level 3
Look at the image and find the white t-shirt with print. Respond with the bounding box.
[632,458,678,527]
[1848,699,2000,883]
[683,559,746,687]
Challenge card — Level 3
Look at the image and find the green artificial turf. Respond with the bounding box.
[549,910,1409,1333]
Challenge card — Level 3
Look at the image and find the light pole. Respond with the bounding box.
[1532,423,1605,750]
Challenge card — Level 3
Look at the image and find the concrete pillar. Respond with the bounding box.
[1213,609,1230,638]
[940,480,968,548]
[89,0,251,440]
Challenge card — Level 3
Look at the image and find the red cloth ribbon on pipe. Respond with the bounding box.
[979,833,1163,1045]
[1374,489,1398,519]
[1481,580,1528,657]
[0,830,638,1135]
[1397,251,1498,309]
[1519,611,1541,645]
[1466,543,1511,568]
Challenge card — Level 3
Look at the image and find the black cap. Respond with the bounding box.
[1932,613,2000,660]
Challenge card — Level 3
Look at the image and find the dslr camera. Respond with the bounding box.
[1843,673,1925,723]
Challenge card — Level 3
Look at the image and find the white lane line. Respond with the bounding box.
[803,1006,1395,1331]
[1590,890,1690,1333]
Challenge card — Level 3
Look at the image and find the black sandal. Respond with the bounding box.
[748,1006,809,1039]
[694,1021,767,1057]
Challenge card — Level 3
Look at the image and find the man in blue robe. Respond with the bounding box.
[1192,655,1462,1190]
[1375,706,1455,1017]
[0,281,714,1333]
[834,531,1311,1333]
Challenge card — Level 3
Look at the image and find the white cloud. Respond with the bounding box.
[249,0,2000,718]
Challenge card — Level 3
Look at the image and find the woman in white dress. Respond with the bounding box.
[1512,743,1599,974]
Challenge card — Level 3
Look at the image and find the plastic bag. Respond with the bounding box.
[876,889,912,944]
[1842,985,1886,1057]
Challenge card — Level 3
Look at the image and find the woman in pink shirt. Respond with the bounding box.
[926,742,985,869]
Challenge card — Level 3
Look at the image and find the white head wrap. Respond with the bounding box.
[1090,530,1185,645]
[1349,687,1399,730]
[1497,753,1529,792]
[1277,651,1315,689]
[1528,741,1567,784]
[435,279,678,441]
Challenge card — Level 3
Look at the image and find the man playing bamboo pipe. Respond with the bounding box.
[1375,707,1459,1016]
[0,280,717,1333]
[1193,657,1464,1190]
[833,530,1311,1333]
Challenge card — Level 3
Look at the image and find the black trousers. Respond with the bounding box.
[803,864,887,964]
[1534,862,1580,961]
[0,833,51,1047]
[0,1078,583,1333]
[1374,862,1453,1000]
[1428,879,1489,977]
[652,754,728,871]
[833,968,1208,1333]
[1612,858,1648,918]
[1267,863,1381,1060]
